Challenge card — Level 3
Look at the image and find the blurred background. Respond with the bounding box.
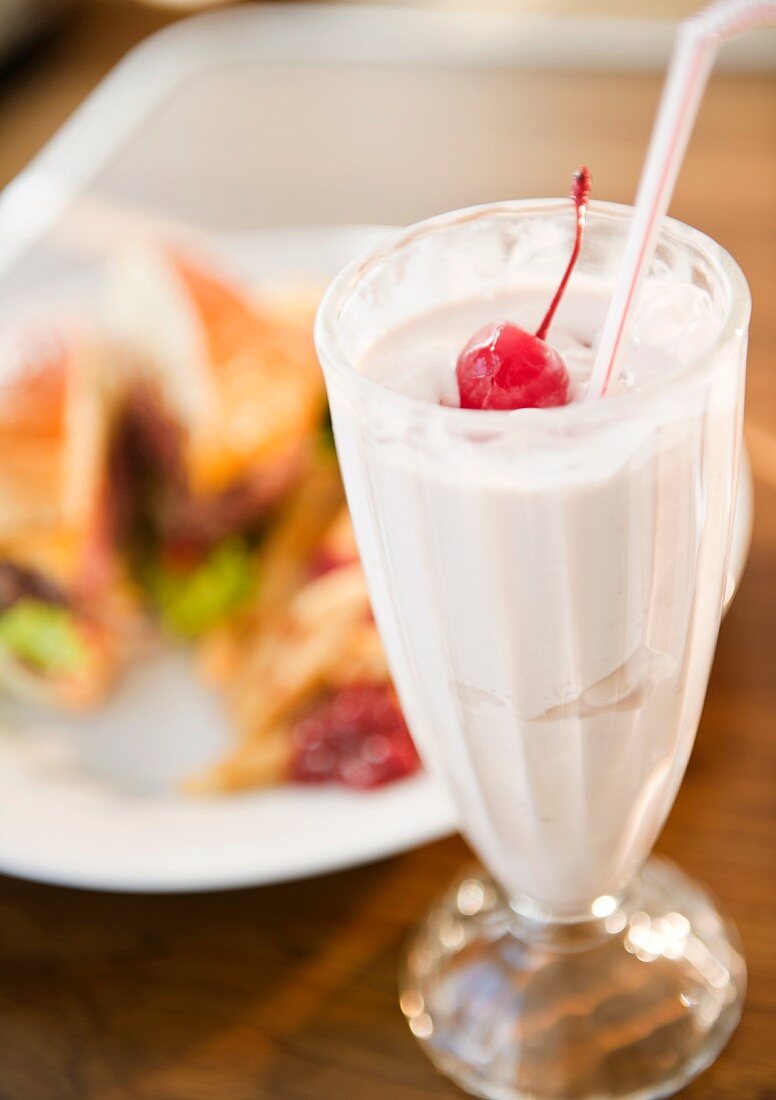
[2,1,775,211]
[2,2,774,211]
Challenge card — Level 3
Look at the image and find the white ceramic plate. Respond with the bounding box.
[0,225,752,893]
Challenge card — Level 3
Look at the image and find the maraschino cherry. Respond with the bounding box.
[456,168,591,410]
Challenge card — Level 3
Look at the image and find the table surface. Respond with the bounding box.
[0,5,774,1099]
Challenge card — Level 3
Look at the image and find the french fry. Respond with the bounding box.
[185,724,292,794]
[328,622,390,686]
[229,563,371,736]
[196,452,344,688]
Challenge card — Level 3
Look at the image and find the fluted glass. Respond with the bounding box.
[315,201,749,1100]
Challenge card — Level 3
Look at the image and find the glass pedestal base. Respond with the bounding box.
[400,857,745,1100]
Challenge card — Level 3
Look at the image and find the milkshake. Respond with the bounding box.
[315,198,749,1099]
[352,277,735,917]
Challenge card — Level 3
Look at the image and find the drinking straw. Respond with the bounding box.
[588,0,776,399]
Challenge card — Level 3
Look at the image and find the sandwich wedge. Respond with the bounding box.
[0,320,132,708]
[105,243,327,639]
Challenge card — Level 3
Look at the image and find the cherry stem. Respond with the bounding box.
[535,167,592,342]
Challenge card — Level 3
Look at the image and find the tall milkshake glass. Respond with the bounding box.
[315,200,749,1100]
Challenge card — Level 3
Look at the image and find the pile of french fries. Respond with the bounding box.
[189,458,390,793]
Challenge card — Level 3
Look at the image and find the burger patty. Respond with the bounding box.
[159,452,303,544]
[110,382,303,550]
[0,562,68,615]
[108,383,184,547]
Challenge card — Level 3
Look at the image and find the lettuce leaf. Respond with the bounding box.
[0,599,87,673]
[147,539,255,639]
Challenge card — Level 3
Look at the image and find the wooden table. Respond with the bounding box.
[0,5,774,1098]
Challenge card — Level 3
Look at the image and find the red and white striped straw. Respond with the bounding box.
[588,0,776,400]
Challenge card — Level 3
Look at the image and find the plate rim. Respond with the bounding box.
[0,774,458,895]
